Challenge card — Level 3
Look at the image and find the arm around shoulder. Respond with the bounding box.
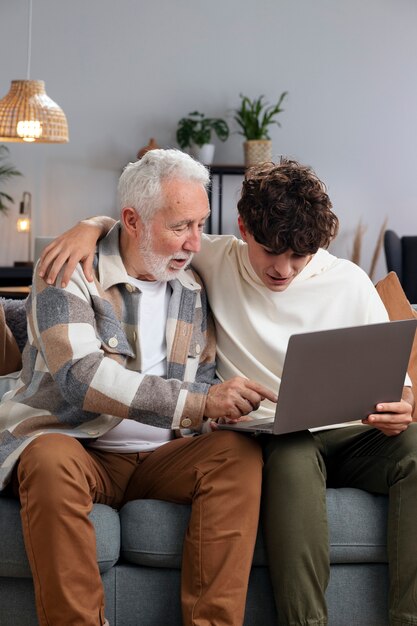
[38,216,116,288]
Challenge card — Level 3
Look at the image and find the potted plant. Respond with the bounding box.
[0,145,22,214]
[233,92,288,167]
[176,111,229,165]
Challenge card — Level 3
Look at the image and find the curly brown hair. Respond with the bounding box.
[237,159,339,254]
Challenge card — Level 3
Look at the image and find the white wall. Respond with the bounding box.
[1,0,417,281]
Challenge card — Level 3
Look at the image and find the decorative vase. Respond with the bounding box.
[137,137,159,159]
[243,140,272,167]
[190,143,215,165]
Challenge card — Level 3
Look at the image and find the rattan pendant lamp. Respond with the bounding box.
[0,0,69,143]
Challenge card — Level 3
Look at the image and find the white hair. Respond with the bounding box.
[117,148,210,222]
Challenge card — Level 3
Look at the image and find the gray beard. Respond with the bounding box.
[138,226,193,282]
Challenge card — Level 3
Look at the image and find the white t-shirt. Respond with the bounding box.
[91,278,173,452]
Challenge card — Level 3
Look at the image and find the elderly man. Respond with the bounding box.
[42,158,417,626]
[0,149,276,626]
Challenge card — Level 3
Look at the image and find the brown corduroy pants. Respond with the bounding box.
[15,430,262,626]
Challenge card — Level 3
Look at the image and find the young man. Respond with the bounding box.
[0,149,277,626]
[38,158,417,626]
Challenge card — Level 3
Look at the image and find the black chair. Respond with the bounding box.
[384,230,417,303]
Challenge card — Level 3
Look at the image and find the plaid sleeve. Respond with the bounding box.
[30,269,210,430]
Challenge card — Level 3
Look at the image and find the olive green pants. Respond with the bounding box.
[261,425,417,626]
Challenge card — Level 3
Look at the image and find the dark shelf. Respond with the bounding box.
[208,164,246,175]
[0,266,34,288]
[207,165,246,234]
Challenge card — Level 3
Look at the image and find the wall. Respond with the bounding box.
[1,0,417,281]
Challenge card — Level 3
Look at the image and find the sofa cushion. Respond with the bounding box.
[0,498,120,577]
[120,499,190,568]
[327,488,387,563]
[120,488,388,569]
[375,271,417,418]
[120,499,268,568]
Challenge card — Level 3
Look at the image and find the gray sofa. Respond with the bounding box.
[0,489,390,625]
[0,298,391,625]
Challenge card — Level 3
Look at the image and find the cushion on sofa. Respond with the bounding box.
[119,489,388,570]
[375,271,417,418]
[120,499,190,568]
[326,488,387,563]
[0,499,120,577]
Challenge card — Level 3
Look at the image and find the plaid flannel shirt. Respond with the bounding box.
[0,223,217,490]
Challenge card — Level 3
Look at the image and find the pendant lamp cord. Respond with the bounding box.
[26,0,33,80]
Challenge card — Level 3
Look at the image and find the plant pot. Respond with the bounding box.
[190,143,215,165]
[243,140,272,167]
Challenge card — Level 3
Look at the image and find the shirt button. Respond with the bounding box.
[88,430,99,436]
[195,344,201,355]
[108,337,118,348]
[125,283,133,292]
[133,330,137,341]
[181,418,192,428]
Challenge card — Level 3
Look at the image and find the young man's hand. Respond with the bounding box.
[204,377,277,421]
[38,216,115,288]
[362,386,415,436]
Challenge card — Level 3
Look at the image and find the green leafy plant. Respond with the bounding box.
[176,111,229,149]
[233,92,288,140]
[0,145,22,214]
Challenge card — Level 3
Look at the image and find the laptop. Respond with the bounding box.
[218,319,417,435]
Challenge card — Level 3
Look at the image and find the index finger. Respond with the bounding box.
[59,254,83,289]
[242,380,278,403]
